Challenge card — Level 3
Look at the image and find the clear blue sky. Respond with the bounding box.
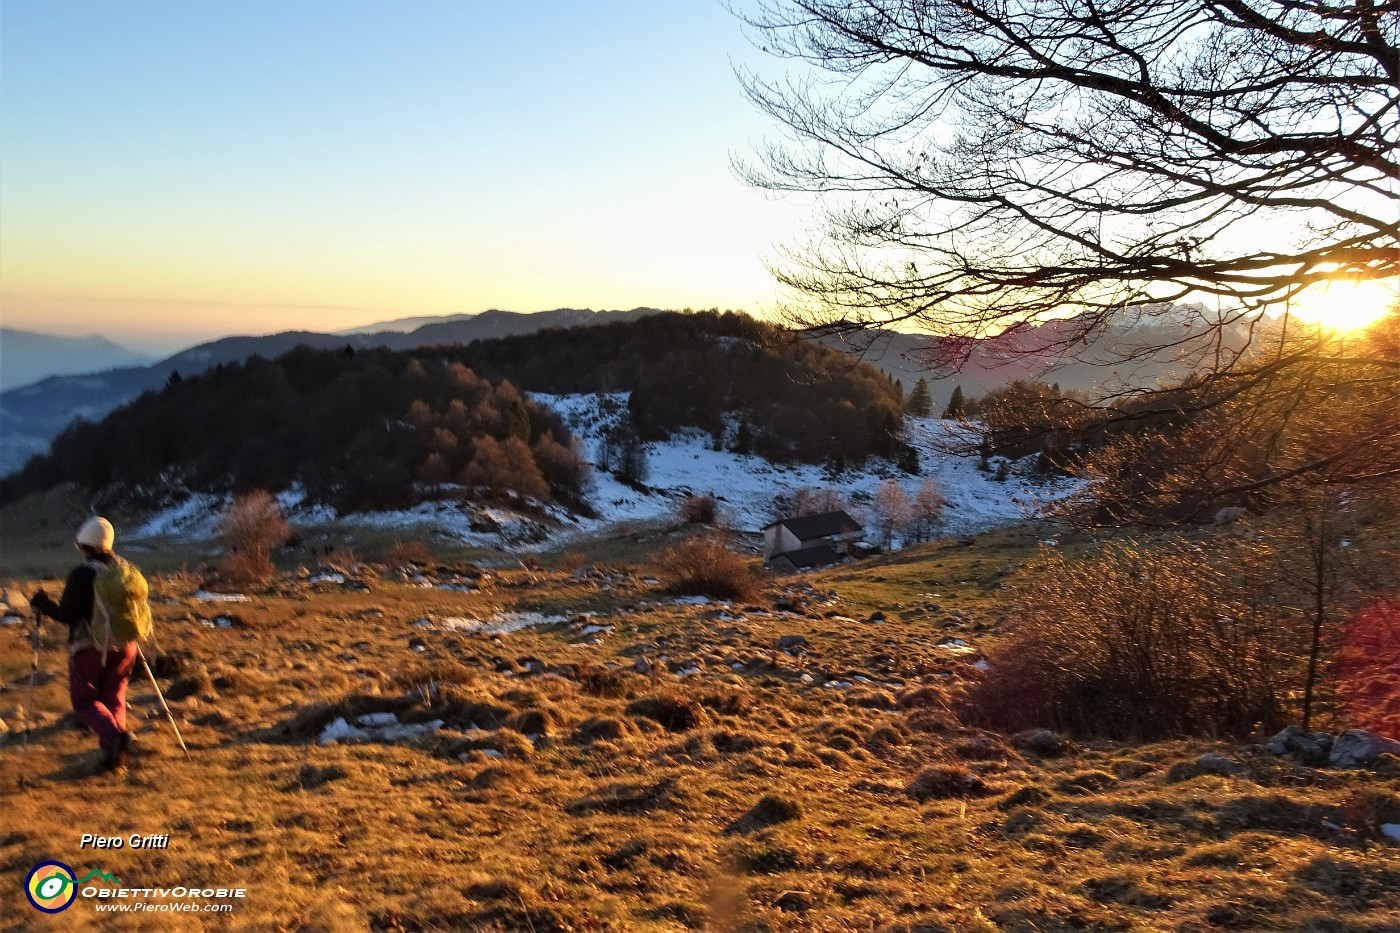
[1,0,802,353]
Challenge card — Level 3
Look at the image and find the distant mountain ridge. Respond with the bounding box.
[336,307,660,335]
[821,305,1262,408]
[0,328,154,392]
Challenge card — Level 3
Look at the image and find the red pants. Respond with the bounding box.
[69,644,138,750]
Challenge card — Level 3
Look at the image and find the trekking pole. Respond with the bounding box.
[26,610,41,745]
[137,647,190,759]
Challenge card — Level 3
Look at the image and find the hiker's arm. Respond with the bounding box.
[32,566,95,628]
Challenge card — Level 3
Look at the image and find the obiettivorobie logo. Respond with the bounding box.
[25,862,120,913]
[24,860,247,915]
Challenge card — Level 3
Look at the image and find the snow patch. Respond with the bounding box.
[194,591,250,603]
[133,493,226,539]
[318,713,444,745]
[438,611,570,635]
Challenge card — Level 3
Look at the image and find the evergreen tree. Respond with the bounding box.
[943,384,966,419]
[906,378,933,418]
[733,419,752,455]
[897,443,919,474]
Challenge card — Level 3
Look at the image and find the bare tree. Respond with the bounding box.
[738,0,1398,354]
[870,479,913,548]
[909,476,946,543]
[216,490,291,585]
[788,486,850,517]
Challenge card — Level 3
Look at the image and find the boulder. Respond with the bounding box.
[777,634,809,652]
[1328,730,1400,769]
[1014,729,1066,757]
[1266,726,1334,765]
[1196,753,1244,776]
[0,587,30,614]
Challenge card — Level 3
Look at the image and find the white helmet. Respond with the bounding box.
[76,516,115,551]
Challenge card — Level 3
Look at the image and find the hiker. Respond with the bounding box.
[31,517,148,770]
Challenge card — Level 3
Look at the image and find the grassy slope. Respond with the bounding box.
[2,528,1398,932]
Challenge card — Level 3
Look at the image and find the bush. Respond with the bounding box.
[654,534,756,601]
[965,539,1307,739]
[678,494,719,525]
[216,490,290,585]
[386,538,434,567]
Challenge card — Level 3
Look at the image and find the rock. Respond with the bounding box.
[777,634,808,651]
[1214,506,1249,524]
[1014,729,1066,757]
[1196,753,1244,776]
[1328,730,1400,769]
[1,587,30,614]
[633,657,651,675]
[867,611,886,623]
[1266,726,1334,765]
[1382,824,1400,844]
[1266,725,1305,755]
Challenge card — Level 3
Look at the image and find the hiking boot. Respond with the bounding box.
[102,731,132,771]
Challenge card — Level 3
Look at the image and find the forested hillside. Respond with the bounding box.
[0,312,906,512]
[416,310,907,464]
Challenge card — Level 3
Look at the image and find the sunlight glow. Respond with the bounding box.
[1289,279,1397,332]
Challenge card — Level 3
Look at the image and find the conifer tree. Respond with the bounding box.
[943,385,966,419]
[906,378,933,418]
[733,419,752,455]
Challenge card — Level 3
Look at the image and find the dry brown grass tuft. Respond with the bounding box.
[725,794,802,834]
[571,715,630,744]
[907,763,990,801]
[580,664,632,698]
[566,775,688,816]
[626,692,705,732]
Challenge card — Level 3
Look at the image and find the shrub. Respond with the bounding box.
[965,538,1307,740]
[216,490,290,585]
[654,534,756,601]
[386,538,434,567]
[678,494,719,525]
[557,551,587,573]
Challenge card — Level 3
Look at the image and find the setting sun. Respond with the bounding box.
[1289,278,1397,332]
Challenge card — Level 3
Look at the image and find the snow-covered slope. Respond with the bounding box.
[535,392,1071,537]
[130,392,1071,549]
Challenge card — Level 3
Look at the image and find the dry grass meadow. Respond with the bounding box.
[3,526,1399,932]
